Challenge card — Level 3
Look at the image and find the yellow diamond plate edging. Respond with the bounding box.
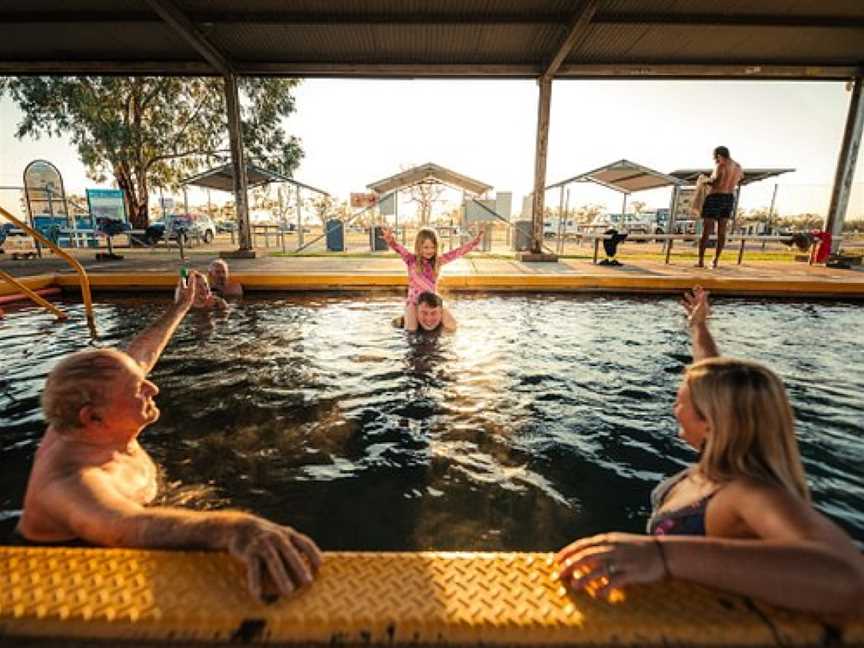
[0,547,859,645]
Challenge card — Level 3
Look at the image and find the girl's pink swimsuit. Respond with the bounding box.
[389,237,481,304]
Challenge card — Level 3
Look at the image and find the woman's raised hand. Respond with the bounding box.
[682,285,711,327]
[381,226,396,246]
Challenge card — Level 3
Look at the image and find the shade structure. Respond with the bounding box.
[367,163,492,196]
[2,2,863,79]
[181,163,329,196]
[669,168,796,186]
[547,159,684,194]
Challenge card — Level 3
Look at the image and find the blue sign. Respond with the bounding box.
[86,189,127,224]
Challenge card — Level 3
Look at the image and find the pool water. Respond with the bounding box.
[1,293,862,550]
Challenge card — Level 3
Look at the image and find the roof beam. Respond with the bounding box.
[554,63,864,80]
[594,13,864,29]
[0,61,860,81]
[7,11,863,28]
[543,0,599,81]
[143,0,233,75]
[3,11,572,25]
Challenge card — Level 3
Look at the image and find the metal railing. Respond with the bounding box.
[574,232,838,265]
[0,270,67,320]
[0,204,95,327]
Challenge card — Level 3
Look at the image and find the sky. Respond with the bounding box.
[2,78,863,222]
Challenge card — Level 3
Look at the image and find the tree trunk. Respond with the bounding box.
[115,166,149,228]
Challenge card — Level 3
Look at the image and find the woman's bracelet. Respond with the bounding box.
[654,539,670,578]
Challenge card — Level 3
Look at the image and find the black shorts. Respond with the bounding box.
[701,193,734,219]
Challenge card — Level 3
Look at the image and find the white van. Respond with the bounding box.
[543,218,581,238]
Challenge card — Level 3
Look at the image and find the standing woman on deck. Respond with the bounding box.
[556,287,864,619]
[381,225,483,328]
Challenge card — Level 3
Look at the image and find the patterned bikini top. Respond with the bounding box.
[646,468,720,536]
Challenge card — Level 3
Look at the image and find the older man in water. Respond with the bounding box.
[208,259,243,298]
[15,272,320,601]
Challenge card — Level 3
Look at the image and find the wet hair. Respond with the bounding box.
[416,291,443,309]
[686,357,809,501]
[208,259,229,275]
[714,146,730,159]
[413,228,442,277]
[42,349,127,431]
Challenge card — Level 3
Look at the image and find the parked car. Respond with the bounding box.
[543,218,583,238]
[168,213,216,243]
[591,212,656,235]
[215,220,237,233]
[143,213,217,245]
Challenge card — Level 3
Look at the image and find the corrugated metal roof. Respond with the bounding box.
[2,1,862,78]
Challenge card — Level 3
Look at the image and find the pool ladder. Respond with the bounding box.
[0,204,95,327]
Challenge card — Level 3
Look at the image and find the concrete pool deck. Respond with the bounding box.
[2,248,864,299]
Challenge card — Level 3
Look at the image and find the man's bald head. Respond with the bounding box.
[42,349,129,431]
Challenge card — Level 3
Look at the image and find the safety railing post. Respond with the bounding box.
[0,204,94,327]
[0,270,67,321]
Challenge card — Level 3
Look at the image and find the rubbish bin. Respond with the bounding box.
[325,219,344,252]
[479,222,494,252]
[512,220,533,251]
[370,225,388,251]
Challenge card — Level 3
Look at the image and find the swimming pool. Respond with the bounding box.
[1,293,862,550]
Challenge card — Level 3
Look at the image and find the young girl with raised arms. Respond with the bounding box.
[381,225,483,329]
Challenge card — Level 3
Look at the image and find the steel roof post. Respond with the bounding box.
[825,76,864,254]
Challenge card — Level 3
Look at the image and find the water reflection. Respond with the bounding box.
[1,293,862,550]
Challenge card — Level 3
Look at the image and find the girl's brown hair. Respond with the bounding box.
[413,228,441,276]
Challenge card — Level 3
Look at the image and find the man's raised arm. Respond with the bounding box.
[682,286,719,362]
[126,272,198,374]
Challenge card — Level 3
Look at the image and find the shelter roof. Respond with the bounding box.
[668,168,796,186]
[181,163,329,195]
[547,159,684,194]
[3,2,863,79]
[367,163,492,195]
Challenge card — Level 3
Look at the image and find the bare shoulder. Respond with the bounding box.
[717,479,858,550]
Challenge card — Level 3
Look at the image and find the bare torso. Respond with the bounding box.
[18,427,158,542]
[709,158,743,195]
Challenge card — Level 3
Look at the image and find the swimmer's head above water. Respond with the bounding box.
[416,291,444,331]
[392,291,447,333]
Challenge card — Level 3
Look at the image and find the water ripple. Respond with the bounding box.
[1,293,862,549]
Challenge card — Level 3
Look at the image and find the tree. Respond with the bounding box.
[842,219,864,233]
[785,212,823,231]
[0,76,303,228]
[310,194,335,226]
[630,200,646,215]
[402,167,445,226]
[740,207,771,226]
[574,203,605,224]
[251,185,296,227]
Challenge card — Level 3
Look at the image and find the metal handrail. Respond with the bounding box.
[0,270,67,321]
[0,204,95,326]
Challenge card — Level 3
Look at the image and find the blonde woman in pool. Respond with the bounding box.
[381,225,483,329]
[556,286,864,619]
